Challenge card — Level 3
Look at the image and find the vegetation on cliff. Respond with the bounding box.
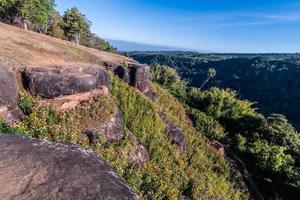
[131,52,300,131]
[0,73,249,199]
[149,64,300,199]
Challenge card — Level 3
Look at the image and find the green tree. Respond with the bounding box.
[21,0,55,33]
[0,0,55,32]
[199,68,216,90]
[150,64,187,98]
[61,7,91,45]
[0,0,23,24]
[47,10,64,39]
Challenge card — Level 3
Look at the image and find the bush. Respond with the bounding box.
[150,64,187,98]
[18,91,36,115]
[188,107,225,140]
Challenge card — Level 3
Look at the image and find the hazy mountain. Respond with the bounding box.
[107,39,201,52]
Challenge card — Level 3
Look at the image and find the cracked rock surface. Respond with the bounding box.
[23,66,109,99]
[0,134,140,200]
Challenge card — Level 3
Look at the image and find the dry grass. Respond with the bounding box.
[0,23,133,70]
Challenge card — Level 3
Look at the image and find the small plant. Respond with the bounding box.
[122,59,129,68]
[0,119,8,133]
[18,91,36,115]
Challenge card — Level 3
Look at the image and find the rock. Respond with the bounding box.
[115,65,131,84]
[99,85,109,97]
[104,62,151,94]
[99,112,125,142]
[208,140,226,157]
[128,135,150,165]
[0,65,22,124]
[42,89,107,110]
[160,113,186,151]
[23,66,109,99]
[83,129,99,145]
[0,134,140,200]
[104,62,130,84]
[208,139,264,200]
[129,63,151,94]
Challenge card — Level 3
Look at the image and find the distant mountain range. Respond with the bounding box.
[106,39,208,52]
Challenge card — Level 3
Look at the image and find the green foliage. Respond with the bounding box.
[0,119,9,133]
[0,0,23,23]
[18,91,36,115]
[149,63,300,199]
[199,67,216,90]
[0,0,55,32]
[187,87,256,120]
[188,107,225,140]
[0,1,116,52]
[61,7,90,41]
[132,51,300,131]
[249,139,294,173]
[150,64,187,98]
[111,77,248,199]
[208,68,216,78]
[187,86,300,188]
[21,0,55,32]
[47,10,64,39]
[4,76,249,199]
[81,32,117,52]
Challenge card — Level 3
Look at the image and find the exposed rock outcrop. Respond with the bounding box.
[127,135,150,165]
[0,65,22,124]
[99,111,126,142]
[129,63,150,94]
[160,113,186,151]
[42,87,109,110]
[208,139,264,200]
[23,66,109,99]
[105,62,151,94]
[0,134,140,200]
[111,64,131,84]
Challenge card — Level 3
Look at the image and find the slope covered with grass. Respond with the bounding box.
[0,22,132,69]
[0,75,249,199]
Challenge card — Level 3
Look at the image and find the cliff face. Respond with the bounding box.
[0,23,250,199]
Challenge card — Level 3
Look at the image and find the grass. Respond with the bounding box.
[110,78,249,199]
[0,22,132,69]
[2,78,249,199]
[0,22,250,199]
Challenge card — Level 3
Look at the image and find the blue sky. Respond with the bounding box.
[56,0,300,53]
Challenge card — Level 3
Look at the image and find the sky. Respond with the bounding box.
[56,0,300,53]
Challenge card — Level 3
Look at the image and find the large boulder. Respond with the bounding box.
[0,65,22,124]
[0,134,140,200]
[23,66,109,99]
[104,62,150,94]
[82,111,127,144]
[127,135,150,165]
[129,63,150,94]
[99,112,126,142]
[160,113,186,151]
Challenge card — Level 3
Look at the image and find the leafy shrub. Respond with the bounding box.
[150,64,187,98]
[6,74,249,199]
[18,91,36,115]
[0,119,8,133]
[188,107,225,140]
[111,78,248,199]
[149,64,300,198]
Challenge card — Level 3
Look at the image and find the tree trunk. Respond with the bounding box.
[199,77,210,90]
[22,21,27,30]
